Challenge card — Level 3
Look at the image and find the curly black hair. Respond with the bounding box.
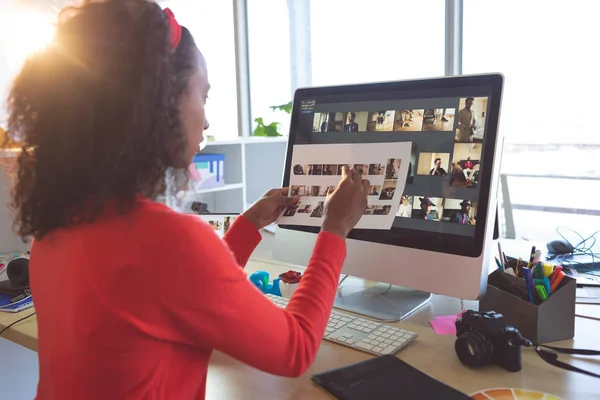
[3,0,199,241]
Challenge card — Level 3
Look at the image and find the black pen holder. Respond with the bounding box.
[479,269,576,344]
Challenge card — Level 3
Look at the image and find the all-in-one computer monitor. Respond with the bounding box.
[274,74,504,321]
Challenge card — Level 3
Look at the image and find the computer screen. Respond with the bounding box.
[281,74,503,258]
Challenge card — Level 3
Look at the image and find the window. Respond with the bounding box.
[164,1,239,140]
[247,0,293,137]
[310,0,445,86]
[463,0,600,242]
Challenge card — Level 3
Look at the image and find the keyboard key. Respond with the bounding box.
[373,346,384,353]
[403,333,414,339]
[384,339,393,344]
[357,343,374,351]
[382,333,391,338]
[346,339,355,345]
[393,339,406,346]
[348,324,357,329]
[363,339,372,344]
[341,317,352,322]
[382,345,397,354]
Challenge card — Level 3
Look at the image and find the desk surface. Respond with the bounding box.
[2,236,600,399]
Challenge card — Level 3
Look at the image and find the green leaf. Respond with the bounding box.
[270,101,293,114]
[252,117,283,137]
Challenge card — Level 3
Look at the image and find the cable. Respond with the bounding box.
[553,226,600,281]
[0,312,36,336]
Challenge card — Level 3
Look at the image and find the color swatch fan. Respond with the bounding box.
[471,388,562,400]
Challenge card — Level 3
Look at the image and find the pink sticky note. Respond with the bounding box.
[429,312,465,335]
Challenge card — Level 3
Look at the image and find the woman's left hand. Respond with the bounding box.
[243,188,299,230]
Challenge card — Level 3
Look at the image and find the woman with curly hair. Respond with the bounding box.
[4,1,369,399]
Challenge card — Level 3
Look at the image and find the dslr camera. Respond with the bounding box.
[455,310,525,372]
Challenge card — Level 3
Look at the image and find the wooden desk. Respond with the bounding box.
[2,236,600,399]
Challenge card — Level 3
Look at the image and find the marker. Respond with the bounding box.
[550,271,566,293]
[551,266,563,285]
[542,263,554,278]
[516,258,523,277]
[535,285,548,301]
[543,277,552,295]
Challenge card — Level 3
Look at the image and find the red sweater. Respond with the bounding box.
[30,196,346,400]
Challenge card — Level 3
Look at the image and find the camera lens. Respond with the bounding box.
[455,331,493,368]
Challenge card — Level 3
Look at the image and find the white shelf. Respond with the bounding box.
[244,136,288,144]
[205,136,288,147]
[192,183,243,194]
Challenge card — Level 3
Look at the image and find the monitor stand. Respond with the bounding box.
[334,283,431,322]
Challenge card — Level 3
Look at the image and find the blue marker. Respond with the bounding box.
[543,277,552,295]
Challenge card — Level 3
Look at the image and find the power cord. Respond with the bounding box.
[0,312,36,336]
[554,226,600,280]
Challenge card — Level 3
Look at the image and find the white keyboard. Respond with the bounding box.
[266,294,418,356]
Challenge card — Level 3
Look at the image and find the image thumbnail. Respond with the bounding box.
[312,112,346,132]
[443,199,478,225]
[456,97,488,143]
[406,143,418,184]
[307,164,323,175]
[337,164,350,175]
[283,202,301,217]
[223,216,236,234]
[367,110,396,132]
[379,180,397,200]
[449,143,482,188]
[364,205,375,215]
[385,158,402,179]
[411,196,444,221]
[353,164,368,175]
[368,163,385,175]
[296,203,313,214]
[322,164,338,176]
[293,164,308,175]
[422,108,455,131]
[310,201,325,218]
[342,112,369,132]
[309,186,321,197]
[417,153,450,177]
[369,185,382,196]
[393,109,424,131]
[319,186,333,196]
[291,185,306,196]
[396,194,413,218]
[208,220,222,231]
[373,205,392,215]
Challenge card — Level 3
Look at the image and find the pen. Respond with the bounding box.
[522,267,534,303]
[516,258,523,277]
[498,243,505,269]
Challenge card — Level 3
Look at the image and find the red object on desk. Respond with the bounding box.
[551,271,566,293]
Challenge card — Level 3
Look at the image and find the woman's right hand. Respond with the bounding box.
[321,166,370,239]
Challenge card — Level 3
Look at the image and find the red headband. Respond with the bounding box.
[164,8,182,49]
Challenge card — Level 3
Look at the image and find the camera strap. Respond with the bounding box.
[533,344,600,379]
